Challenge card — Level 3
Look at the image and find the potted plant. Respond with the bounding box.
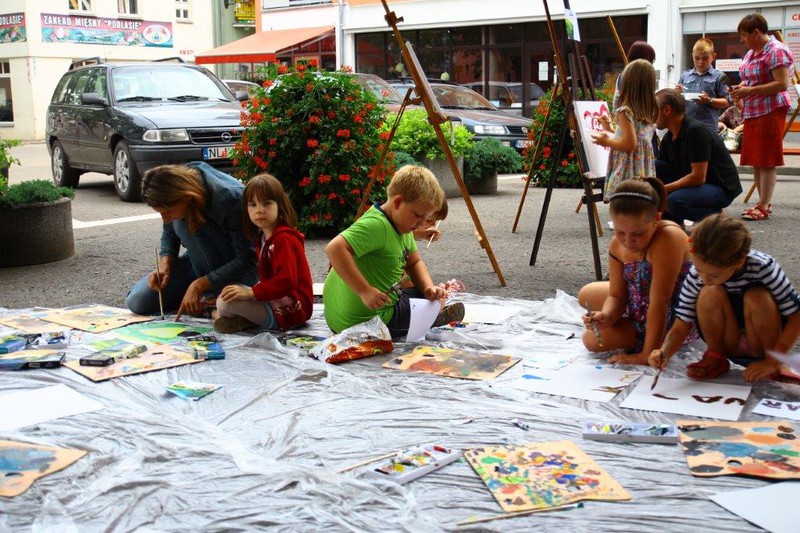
[0,137,22,180]
[387,108,473,197]
[0,179,75,267]
[464,138,523,195]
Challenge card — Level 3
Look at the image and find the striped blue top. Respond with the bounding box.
[675,250,800,323]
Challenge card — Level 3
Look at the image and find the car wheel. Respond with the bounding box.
[113,141,142,202]
[51,140,81,188]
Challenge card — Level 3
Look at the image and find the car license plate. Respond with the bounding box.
[203,146,232,160]
[515,139,534,149]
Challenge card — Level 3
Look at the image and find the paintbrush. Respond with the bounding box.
[154,246,165,320]
[426,220,441,249]
[651,345,666,390]
[583,301,604,348]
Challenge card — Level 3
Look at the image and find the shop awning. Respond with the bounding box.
[195,25,334,64]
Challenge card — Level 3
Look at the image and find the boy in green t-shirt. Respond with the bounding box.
[323,165,464,338]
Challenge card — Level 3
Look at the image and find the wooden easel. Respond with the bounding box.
[742,29,800,204]
[527,0,605,280]
[356,0,506,286]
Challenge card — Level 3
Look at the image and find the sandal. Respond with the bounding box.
[742,204,769,221]
[687,350,730,380]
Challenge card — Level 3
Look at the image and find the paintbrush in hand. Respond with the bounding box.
[583,301,604,348]
[154,246,165,320]
[426,220,441,249]
[651,352,664,390]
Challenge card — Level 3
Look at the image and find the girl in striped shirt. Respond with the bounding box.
[649,213,800,382]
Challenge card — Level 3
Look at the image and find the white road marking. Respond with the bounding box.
[72,213,160,229]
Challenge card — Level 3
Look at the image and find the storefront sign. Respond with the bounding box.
[715,58,741,72]
[0,13,26,43]
[40,13,173,47]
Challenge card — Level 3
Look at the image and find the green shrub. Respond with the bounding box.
[0,137,22,169]
[391,150,419,169]
[464,138,523,183]
[0,179,75,208]
[387,109,473,161]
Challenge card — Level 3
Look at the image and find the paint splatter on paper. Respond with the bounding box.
[65,345,201,382]
[383,346,520,380]
[503,365,641,402]
[0,440,86,497]
[678,420,800,479]
[114,321,214,345]
[464,440,630,512]
[620,376,751,421]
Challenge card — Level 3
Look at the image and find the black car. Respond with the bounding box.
[46,58,247,201]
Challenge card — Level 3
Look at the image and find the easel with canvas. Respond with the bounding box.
[356,0,507,286]
[525,0,606,280]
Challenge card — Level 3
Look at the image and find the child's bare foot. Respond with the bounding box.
[608,352,649,365]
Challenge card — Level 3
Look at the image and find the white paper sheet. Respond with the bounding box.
[620,377,751,421]
[406,298,441,342]
[753,398,800,421]
[502,365,642,402]
[711,481,800,533]
[462,303,523,324]
[573,100,611,179]
[0,384,104,431]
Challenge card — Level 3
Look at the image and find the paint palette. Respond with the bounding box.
[365,444,460,484]
[677,420,800,479]
[383,346,520,380]
[0,440,87,497]
[583,420,678,444]
[65,345,202,382]
[464,440,630,512]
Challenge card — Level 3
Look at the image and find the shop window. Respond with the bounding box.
[0,62,12,123]
[118,0,138,15]
[69,0,92,11]
[176,0,191,21]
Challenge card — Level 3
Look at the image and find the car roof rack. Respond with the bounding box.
[152,56,185,63]
[69,57,104,70]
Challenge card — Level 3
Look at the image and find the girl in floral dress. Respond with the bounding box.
[592,59,658,201]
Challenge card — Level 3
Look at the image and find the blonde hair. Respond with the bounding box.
[692,37,715,55]
[690,213,751,268]
[242,173,297,240]
[387,165,444,208]
[617,59,658,124]
[142,165,206,232]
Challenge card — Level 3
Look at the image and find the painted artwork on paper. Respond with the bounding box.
[38,304,152,333]
[463,440,631,512]
[65,345,201,382]
[677,420,800,479]
[0,440,86,497]
[166,381,221,401]
[620,376,751,421]
[504,365,641,402]
[754,399,800,422]
[383,346,520,380]
[0,311,67,334]
[115,321,214,345]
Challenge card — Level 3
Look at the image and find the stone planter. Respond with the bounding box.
[466,172,499,195]
[423,156,464,198]
[0,197,75,267]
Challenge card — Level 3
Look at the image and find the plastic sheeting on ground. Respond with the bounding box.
[1,291,797,531]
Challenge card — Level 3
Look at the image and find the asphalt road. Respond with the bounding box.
[3,142,800,311]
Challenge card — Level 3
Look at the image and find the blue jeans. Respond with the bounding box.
[655,160,731,223]
[126,219,253,315]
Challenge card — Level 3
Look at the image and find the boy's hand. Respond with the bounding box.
[743,358,780,382]
[360,286,391,310]
[423,285,446,301]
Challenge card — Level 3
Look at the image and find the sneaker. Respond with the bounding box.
[432,302,466,328]
[213,315,258,334]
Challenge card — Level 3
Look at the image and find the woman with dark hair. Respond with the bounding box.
[611,41,656,111]
[730,13,794,221]
[125,162,257,317]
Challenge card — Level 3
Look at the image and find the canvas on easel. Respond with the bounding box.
[0,440,87,497]
[573,100,612,179]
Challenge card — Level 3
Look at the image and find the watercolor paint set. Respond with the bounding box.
[188,337,225,360]
[0,351,66,370]
[28,331,71,350]
[78,343,147,366]
[582,421,679,444]
[0,335,28,354]
[365,444,460,484]
[279,333,328,352]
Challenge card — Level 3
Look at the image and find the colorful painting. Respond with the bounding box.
[166,381,220,401]
[620,376,751,421]
[464,440,631,512]
[114,321,214,345]
[383,346,520,380]
[65,345,201,382]
[677,420,800,479]
[504,365,641,402]
[0,440,86,497]
[0,311,67,334]
[574,100,611,178]
[39,304,152,333]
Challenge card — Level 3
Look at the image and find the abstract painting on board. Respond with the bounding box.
[0,311,67,334]
[463,440,631,512]
[38,304,152,333]
[383,346,520,380]
[678,420,800,479]
[114,321,214,345]
[0,440,86,497]
[65,345,202,382]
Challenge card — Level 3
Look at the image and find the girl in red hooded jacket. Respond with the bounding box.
[213,173,313,333]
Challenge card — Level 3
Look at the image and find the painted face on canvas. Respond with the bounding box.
[247,193,279,234]
[153,200,189,223]
[392,198,437,234]
[691,256,744,286]
[611,212,660,252]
